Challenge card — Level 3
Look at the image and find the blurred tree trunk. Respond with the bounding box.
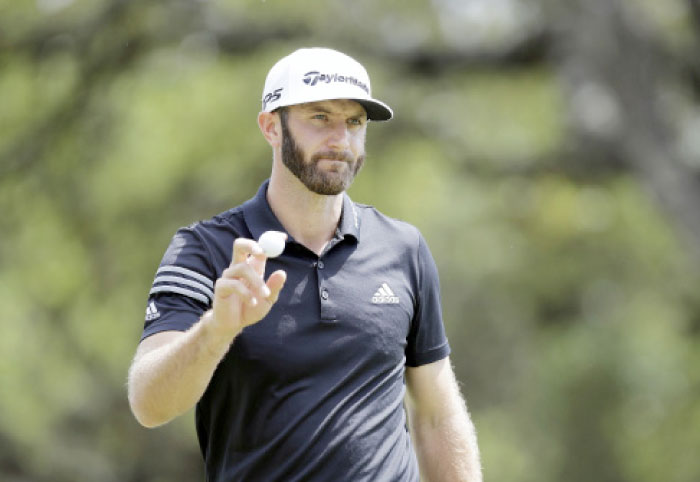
[547,0,700,261]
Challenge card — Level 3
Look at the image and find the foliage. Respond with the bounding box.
[1,0,699,480]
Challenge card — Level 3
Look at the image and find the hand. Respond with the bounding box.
[209,237,287,337]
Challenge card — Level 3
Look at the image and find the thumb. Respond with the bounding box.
[265,270,287,303]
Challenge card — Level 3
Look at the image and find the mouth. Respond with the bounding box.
[313,151,353,164]
[318,158,348,165]
[316,159,351,174]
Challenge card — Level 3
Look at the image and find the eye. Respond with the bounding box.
[348,117,365,127]
[312,114,328,121]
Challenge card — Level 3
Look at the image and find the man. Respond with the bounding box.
[128,47,482,481]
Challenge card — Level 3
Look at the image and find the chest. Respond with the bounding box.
[230,240,417,377]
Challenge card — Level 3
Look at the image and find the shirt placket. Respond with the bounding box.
[316,234,343,323]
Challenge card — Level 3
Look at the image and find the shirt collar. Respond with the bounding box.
[338,189,361,242]
[242,179,361,244]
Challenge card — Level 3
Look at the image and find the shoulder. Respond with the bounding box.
[356,203,423,251]
[162,205,249,274]
[178,205,248,246]
[355,203,438,282]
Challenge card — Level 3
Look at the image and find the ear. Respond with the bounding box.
[258,111,282,148]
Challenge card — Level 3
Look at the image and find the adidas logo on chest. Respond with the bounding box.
[371,282,400,304]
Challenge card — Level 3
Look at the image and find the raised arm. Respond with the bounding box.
[127,238,286,427]
[405,357,482,482]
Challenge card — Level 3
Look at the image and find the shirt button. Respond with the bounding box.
[321,289,329,300]
[317,260,325,269]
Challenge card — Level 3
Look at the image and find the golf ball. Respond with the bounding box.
[258,230,286,258]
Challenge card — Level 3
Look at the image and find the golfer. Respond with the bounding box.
[128,47,482,481]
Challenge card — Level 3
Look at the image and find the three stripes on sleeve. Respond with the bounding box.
[149,265,214,307]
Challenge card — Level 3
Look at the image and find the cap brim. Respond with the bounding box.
[268,96,393,121]
[355,98,393,121]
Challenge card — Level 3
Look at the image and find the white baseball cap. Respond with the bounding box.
[261,47,393,121]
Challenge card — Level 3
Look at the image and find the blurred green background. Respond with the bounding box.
[2,0,700,480]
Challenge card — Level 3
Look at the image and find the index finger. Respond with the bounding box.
[232,238,264,265]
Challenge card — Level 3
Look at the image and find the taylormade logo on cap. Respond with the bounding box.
[301,71,370,94]
[261,47,393,121]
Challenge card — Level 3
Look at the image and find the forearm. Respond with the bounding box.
[128,311,239,427]
[410,404,482,482]
[406,358,482,482]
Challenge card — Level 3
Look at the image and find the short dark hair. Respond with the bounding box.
[275,106,289,125]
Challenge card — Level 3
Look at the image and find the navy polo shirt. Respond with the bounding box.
[141,180,451,482]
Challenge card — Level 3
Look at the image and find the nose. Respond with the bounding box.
[326,120,351,150]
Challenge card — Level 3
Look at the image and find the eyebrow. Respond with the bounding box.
[299,103,366,118]
[300,105,333,113]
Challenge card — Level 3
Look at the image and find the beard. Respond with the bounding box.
[280,113,365,196]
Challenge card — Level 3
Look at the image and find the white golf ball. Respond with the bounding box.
[258,230,286,258]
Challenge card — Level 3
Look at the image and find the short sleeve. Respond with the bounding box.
[141,227,216,341]
[405,234,451,367]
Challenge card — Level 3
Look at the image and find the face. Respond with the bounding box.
[278,100,367,196]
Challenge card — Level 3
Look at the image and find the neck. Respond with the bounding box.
[267,166,344,256]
